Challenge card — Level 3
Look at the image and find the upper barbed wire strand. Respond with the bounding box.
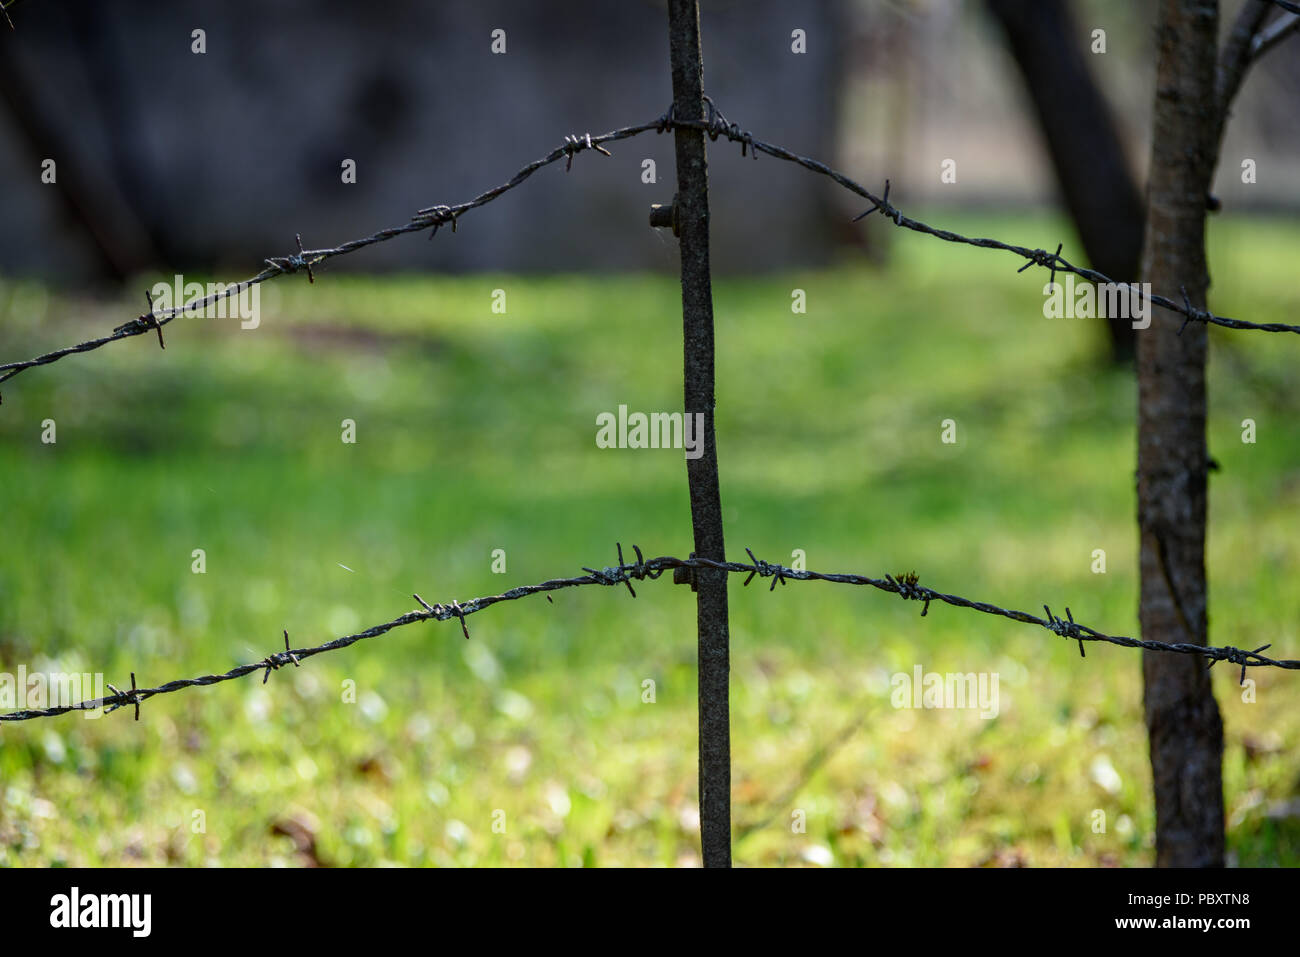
[2,100,1298,395]
[0,119,653,386]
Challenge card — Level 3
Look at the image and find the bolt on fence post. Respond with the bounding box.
[665,0,732,868]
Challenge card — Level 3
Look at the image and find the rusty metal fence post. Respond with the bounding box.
[666,0,732,868]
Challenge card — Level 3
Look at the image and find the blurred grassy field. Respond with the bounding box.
[1,213,1298,867]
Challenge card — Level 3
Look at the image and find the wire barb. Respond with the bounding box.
[884,571,930,614]
[700,95,756,159]
[853,179,900,224]
[742,548,788,590]
[563,132,613,172]
[411,592,470,638]
[1016,244,1066,292]
[261,629,302,683]
[111,290,166,349]
[415,205,458,239]
[1209,643,1272,685]
[1177,284,1210,336]
[1044,605,1086,657]
[104,672,142,720]
[265,233,317,283]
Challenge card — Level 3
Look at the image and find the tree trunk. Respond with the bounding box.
[1137,0,1224,868]
[985,0,1145,363]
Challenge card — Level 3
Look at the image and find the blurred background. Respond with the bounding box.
[0,0,1297,866]
[1,0,1297,280]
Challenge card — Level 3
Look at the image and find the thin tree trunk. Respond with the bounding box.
[0,46,158,279]
[984,0,1145,363]
[666,0,732,868]
[1137,0,1224,868]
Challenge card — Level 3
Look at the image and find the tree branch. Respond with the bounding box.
[1215,0,1273,126]
[1251,10,1300,58]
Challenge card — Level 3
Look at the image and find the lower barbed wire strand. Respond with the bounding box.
[2,546,1294,723]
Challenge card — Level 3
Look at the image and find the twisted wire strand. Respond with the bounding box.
[4,98,1298,396]
[0,120,655,387]
[2,544,1294,723]
[662,100,1300,335]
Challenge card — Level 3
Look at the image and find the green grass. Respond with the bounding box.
[1,212,1298,866]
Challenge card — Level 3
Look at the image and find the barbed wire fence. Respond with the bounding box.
[2,544,1296,724]
[2,0,1297,867]
[5,99,1300,396]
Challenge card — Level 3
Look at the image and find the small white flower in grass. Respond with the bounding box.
[785,671,813,698]
[495,689,533,722]
[292,669,321,699]
[463,642,502,684]
[345,825,375,848]
[425,781,450,807]
[1090,754,1122,795]
[546,784,571,818]
[445,819,471,847]
[42,730,66,764]
[172,762,198,794]
[359,690,388,723]
[802,845,834,867]
[406,714,433,740]
[244,689,270,723]
[879,780,910,810]
[504,745,532,782]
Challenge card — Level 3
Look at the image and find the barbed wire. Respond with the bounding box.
[0,0,23,32]
[3,96,1298,401]
[660,97,1300,336]
[0,120,655,391]
[2,544,1294,724]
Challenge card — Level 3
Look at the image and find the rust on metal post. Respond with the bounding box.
[666,0,732,868]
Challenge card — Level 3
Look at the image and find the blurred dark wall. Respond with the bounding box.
[0,0,847,280]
